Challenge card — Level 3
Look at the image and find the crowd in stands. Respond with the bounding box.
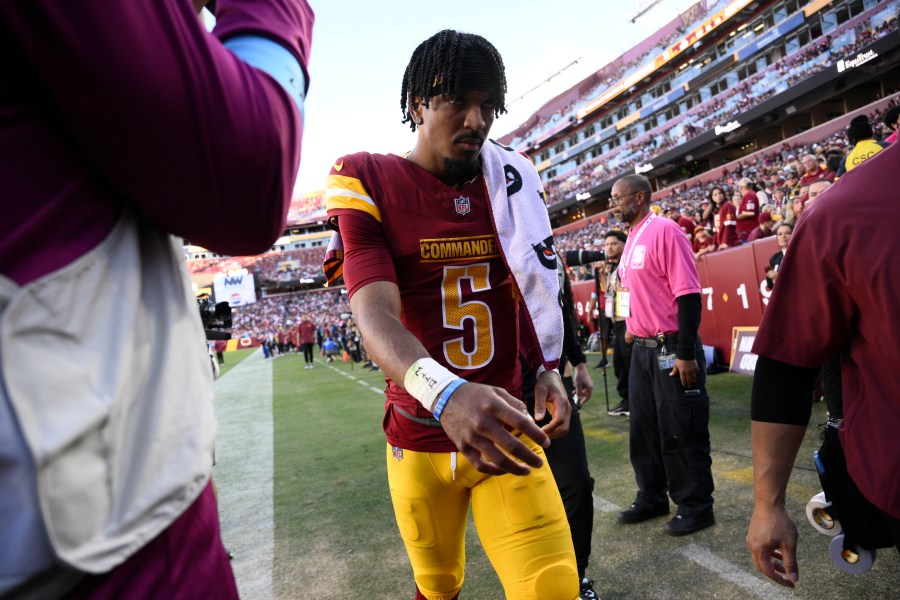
[187,246,327,286]
[230,288,348,341]
[540,8,898,205]
[286,193,326,225]
[508,0,734,148]
[555,98,898,282]
[231,288,375,367]
[252,247,327,283]
[191,4,898,352]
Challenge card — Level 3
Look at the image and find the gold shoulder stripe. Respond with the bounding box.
[325,174,381,222]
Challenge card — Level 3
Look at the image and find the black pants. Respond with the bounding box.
[611,320,632,401]
[523,372,595,578]
[301,342,314,364]
[628,339,714,516]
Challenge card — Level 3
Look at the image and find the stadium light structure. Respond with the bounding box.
[630,0,663,23]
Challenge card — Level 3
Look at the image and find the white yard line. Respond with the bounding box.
[592,495,622,513]
[677,544,796,600]
[214,350,275,600]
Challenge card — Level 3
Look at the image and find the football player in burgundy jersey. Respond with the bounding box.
[324,30,578,600]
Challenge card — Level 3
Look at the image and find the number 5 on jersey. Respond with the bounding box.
[441,264,494,369]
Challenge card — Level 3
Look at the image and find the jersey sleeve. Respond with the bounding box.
[324,156,395,298]
[752,211,855,367]
[662,224,701,298]
[0,0,314,256]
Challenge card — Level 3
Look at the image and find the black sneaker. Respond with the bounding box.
[607,402,629,417]
[594,358,608,369]
[579,577,601,600]
[663,510,715,536]
[618,502,670,523]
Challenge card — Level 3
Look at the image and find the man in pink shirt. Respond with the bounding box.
[610,174,715,537]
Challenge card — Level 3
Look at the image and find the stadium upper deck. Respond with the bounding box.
[497,0,899,226]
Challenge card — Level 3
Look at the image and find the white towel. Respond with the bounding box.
[480,140,562,372]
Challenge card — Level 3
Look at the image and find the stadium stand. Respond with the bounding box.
[185,0,899,363]
[497,0,899,219]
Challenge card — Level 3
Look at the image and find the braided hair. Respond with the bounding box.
[400,30,508,131]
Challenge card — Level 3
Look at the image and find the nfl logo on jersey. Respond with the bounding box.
[392,446,404,461]
[454,196,471,215]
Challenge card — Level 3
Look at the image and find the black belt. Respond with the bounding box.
[633,333,678,348]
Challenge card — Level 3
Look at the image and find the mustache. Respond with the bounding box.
[454,131,485,144]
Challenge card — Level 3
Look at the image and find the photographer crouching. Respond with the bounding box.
[0,1,313,598]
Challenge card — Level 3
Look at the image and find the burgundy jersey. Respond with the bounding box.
[736,191,759,240]
[326,152,522,452]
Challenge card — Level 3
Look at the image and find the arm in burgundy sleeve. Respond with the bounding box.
[0,0,314,256]
[329,210,398,298]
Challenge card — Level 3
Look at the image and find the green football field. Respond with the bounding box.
[212,349,899,599]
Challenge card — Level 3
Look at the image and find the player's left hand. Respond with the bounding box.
[573,362,593,407]
[670,358,699,389]
[746,505,800,588]
[534,370,570,439]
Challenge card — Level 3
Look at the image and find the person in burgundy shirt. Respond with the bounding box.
[747,144,900,588]
[735,178,760,242]
[692,227,715,260]
[746,211,776,242]
[710,186,740,248]
[610,174,715,537]
[666,206,695,242]
[0,1,313,598]
[798,153,827,186]
[297,314,317,368]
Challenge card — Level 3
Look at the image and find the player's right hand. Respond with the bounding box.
[439,382,548,476]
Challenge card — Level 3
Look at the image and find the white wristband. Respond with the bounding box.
[535,365,560,379]
[404,358,459,413]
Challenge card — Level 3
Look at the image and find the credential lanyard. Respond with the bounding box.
[619,213,656,282]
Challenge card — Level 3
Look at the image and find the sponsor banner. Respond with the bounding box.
[729,326,759,375]
[213,270,257,307]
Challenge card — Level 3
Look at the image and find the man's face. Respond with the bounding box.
[410,90,496,182]
[604,236,625,260]
[609,182,644,224]
[802,156,818,173]
[667,209,680,221]
[786,175,798,187]
[807,181,831,202]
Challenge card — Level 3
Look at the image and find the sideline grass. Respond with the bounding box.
[218,348,256,378]
[228,352,899,599]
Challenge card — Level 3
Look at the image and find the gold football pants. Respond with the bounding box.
[385,439,578,600]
